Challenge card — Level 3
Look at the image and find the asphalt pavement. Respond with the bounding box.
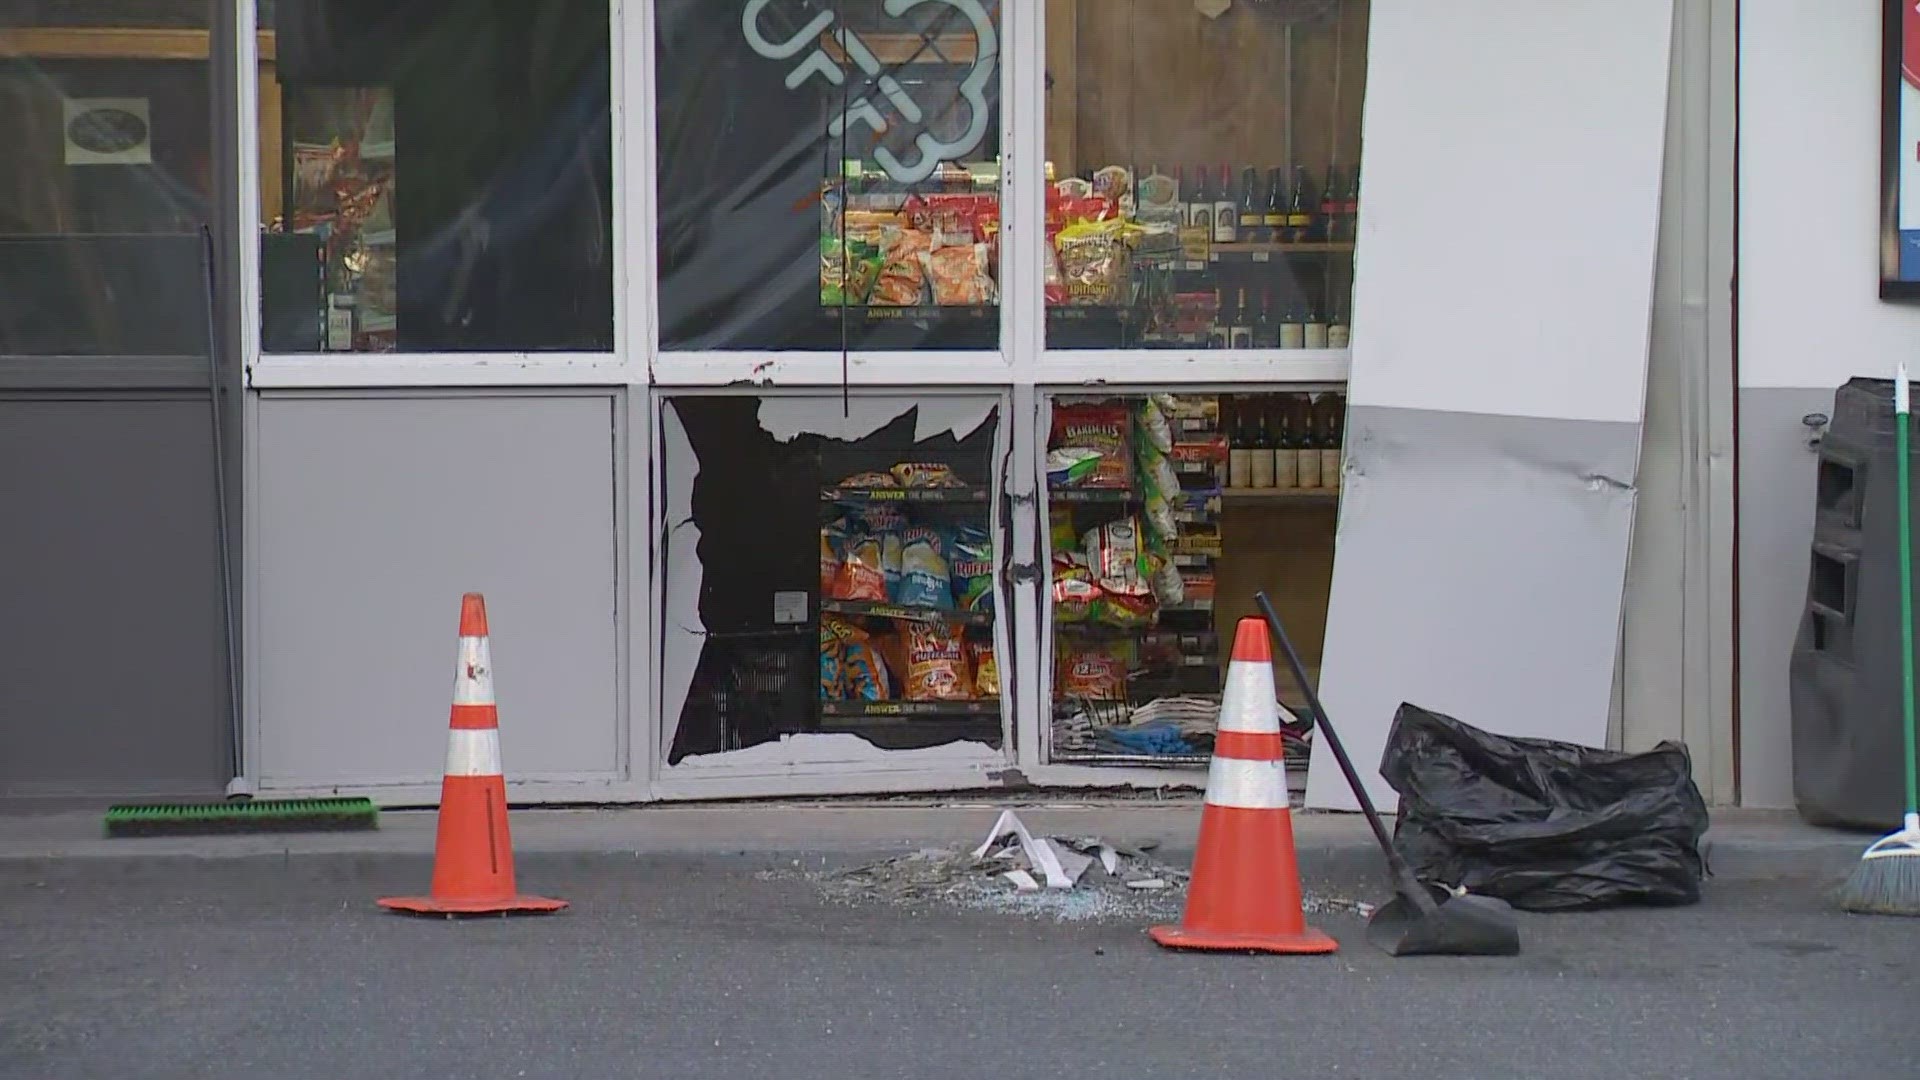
[3,852,1914,1080]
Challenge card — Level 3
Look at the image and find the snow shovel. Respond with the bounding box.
[1254,592,1520,957]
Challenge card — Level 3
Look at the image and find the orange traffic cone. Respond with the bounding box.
[1150,617,1335,954]
[379,594,567,917]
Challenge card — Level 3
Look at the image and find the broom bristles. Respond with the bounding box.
[1839,825,1920,916]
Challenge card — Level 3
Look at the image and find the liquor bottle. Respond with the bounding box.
[1320,393,1345,490]
[1328,297,1352,349]
[1227,396,1253,489]
[1238,167,1265,243]
[1263,168,1288,241]
[1295,395,1321,490]
[1208,287,1230,349]
[1229,286,1254,349]
[1279,296,1307,349]
[1304,300,1330,350]
[1320,166,1343,244]
[1286,165,1315,244]
[1254,286,1278,348]
[1212,164,1238,244]
[1343,165,1361,241]
[1250,401,1277,489]
[1189,164,1213,233]
[1272,398,1298,489]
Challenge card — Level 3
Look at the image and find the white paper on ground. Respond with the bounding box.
[973,810,1080,888]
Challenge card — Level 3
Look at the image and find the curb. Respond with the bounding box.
[0,831,1863,886]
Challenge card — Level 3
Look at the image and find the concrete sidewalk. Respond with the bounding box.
[0,800,1872,883]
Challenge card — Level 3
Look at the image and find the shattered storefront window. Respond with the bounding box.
[1045,391,1342,766]
[661,394,1007,768]
[654,0,1002,351]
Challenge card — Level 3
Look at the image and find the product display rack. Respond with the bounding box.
[817,445,1002,750]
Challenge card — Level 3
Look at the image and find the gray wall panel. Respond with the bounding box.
[0,395,227,796]
[1736,385,1831,809]
[255,394,619,787]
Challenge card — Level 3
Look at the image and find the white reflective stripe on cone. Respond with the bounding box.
[445,728,503,777]
[1216,659,1281,734]
[452,636,495,705]
[1205,755,1289,810]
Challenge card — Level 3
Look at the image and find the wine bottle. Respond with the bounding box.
[1189,165,1213,233]
[1286,165,1315,243]
[1238,167,1265,243]
[1279,296,1306,349]
[1229,287,1254,349]
[1212,164,1238,244]
[1320,166,1343,244]
[1272,398,1298,489]
[1263,167,1288,241]
[1304,300,1330,350]
[1254,286,1278,348]
[1228,396,1253,489]
[1250,402,1276,489]
[1208,287,1230,349]
[1320,393,1345,490]
[1328,297,1352,349]
[1295,395,1320,490]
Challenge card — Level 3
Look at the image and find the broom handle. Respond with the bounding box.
[1899,363,1918,820]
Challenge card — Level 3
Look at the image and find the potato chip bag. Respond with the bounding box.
[903,622,971,701]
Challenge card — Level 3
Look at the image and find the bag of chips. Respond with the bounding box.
[819,526,843,594]
[881,532,906,602]
[1084,518,1152,597]
[971,639,999,697]
[923,243,995,305]
[838,470,898,489]
[948,526,994,612]
[819,623,846,700]
[1050,402,1134,489]
[895,528,951,609]
[903,622,971,701]
[856,504,908,533]
[833,535,887,602]
[890,462,966,489]
[825,617,890,701]
[1051,558,1099,623]
[1059,645,1127,701]
[1094,589,1157,629]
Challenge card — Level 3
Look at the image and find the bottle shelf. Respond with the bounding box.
[820,599,992,626]
[1219,486,1341,503]
[1047,487,1140,504]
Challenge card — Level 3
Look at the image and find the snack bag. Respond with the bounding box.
[1050,402,1134,488]
[881,532,906,602]
[819,623,846,699]
[871,228,931,305]
[838,470,898,489]
[1051,558,1099,623]
[948,526,994,612]
[903,622,971,701]
[826,618,891,701]
[890,462,966,488]
[1084,518,1152,597]
[856,504,908,533]
[819,526,843,594]
[970,639,1000,697]
[1050,518,1082,559]
[1093,589,1157,629]
[1059,645,1127,701]
[895,528,951,609]
[833,535,887,602]
[1046,447,1103,488]
[923,243,996,305]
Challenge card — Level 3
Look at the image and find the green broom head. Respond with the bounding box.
[1840,813,1920,916]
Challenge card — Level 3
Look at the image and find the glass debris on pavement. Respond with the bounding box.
[763,811,1373,923]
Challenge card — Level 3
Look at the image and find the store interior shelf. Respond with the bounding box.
[820,699,999,718]
[820,599,991,626]
[1219,487,1342,503]
[821,487,988,504]
[1209,241,1356,258]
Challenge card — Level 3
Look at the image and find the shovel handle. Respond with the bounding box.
[1254,592,1442,918]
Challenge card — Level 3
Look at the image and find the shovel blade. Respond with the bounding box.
[1366,889,1522,957]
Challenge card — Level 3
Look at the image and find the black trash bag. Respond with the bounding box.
[1379,703,1710,912]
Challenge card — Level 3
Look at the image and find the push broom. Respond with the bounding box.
[1840,360,1920,915]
